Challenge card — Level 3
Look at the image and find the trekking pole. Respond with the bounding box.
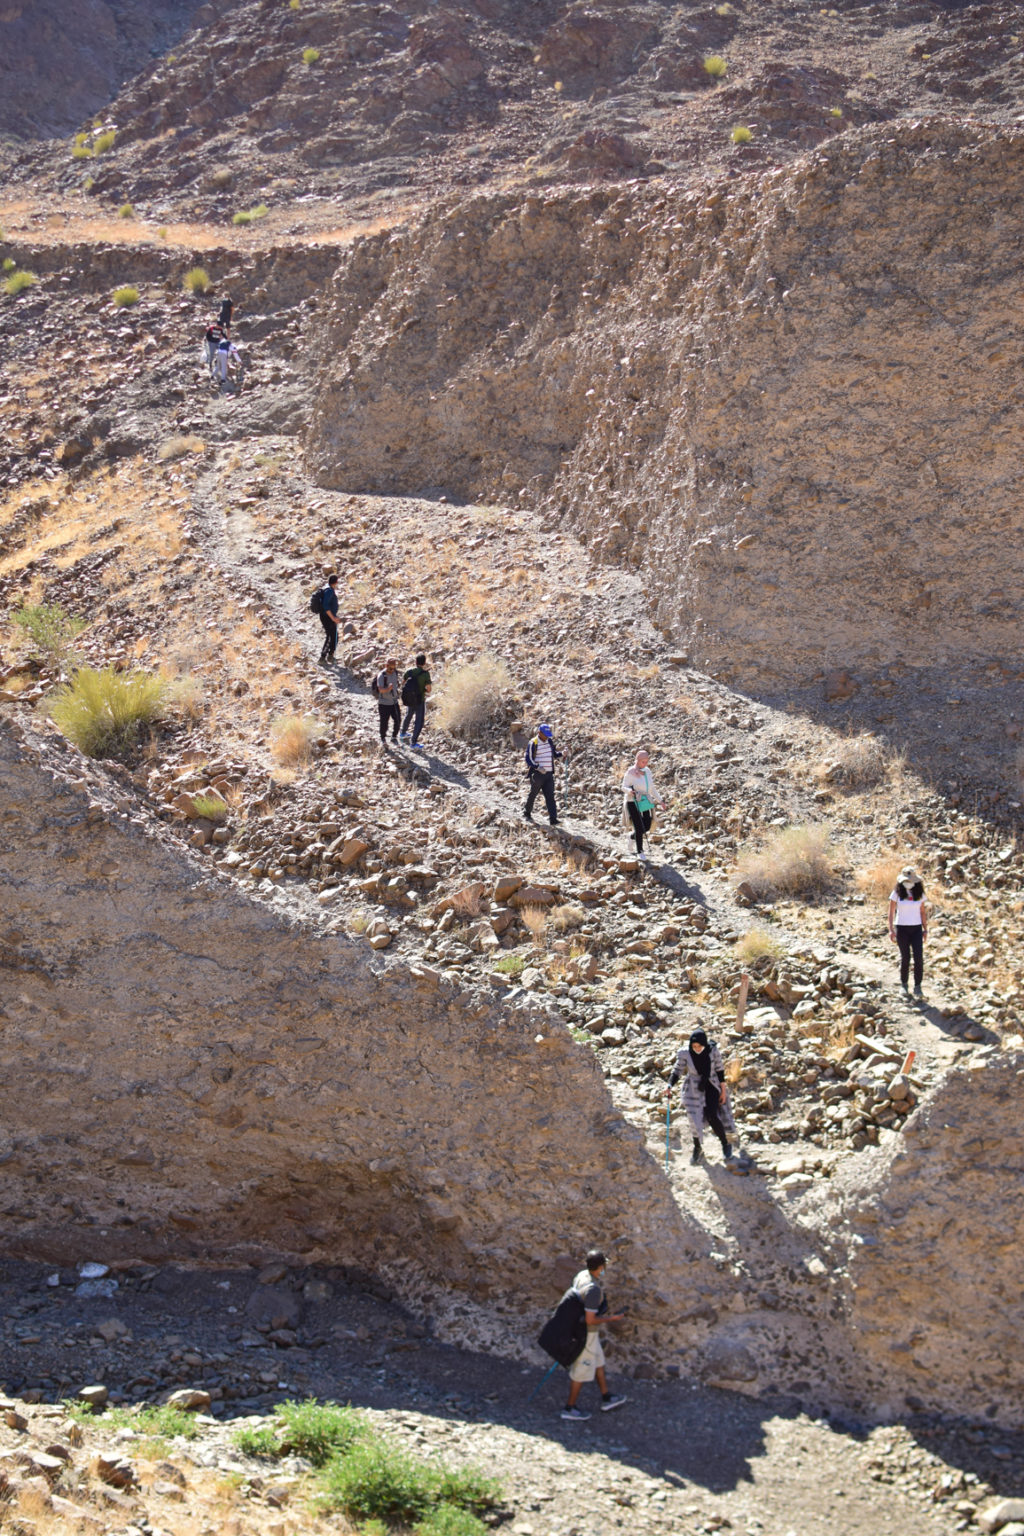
[665,1096,671,1174]
[527,1361,560,1405]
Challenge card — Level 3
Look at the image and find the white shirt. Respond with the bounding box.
[532,739,554,772]
[622,766,659,805]
[890,890,924,925]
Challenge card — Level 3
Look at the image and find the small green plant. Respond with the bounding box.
[157,226,168,240]
[93,129,116,154]
[72,143,94,160]
[234,1423,280,1458]
[118,202,134,219]
[277,1399,366,1466]
[2,257,14,273]
[4,269,38,296]
[289,0,301,8]
[84,175,95,192]
[106,1404,200,1440]
[830,106,843,117]
[183,266,211,295]
[113,284,139,307]
[492,955,526,977]
[704,54,728,78]
[232,203,269,226]
[191,793,228,824]
[12,601,86,662]
[50,666,169,758]
[731,125,753,144]
[303,46,321,64]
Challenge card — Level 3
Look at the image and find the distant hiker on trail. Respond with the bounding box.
[524,723,563,826]
[374,657,401,745]
[400,653,432,750]
[315,573,340,665]
[203,322,225,368]
[666,1027,736,1166]
[555,1250,627,1422]
[621,748,666,861]
[213,335,241,387]
[218,296,234,331]
[889,864,928,996]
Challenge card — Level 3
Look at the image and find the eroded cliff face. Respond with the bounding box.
[307,119,1024,690]
[0,715,706,1351]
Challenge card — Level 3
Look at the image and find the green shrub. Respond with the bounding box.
[118,202,134,219]
[4,269,37,296]
[233,1423,280,1458]
[191,793,228,824]
[232,203,269,226]
[289,0,301,8]
[303,46,321,64]
[276,1399,366,1467]
[106,1405,199,1440]
[2,257,14,272]
[492,955,525,977]
[94,129,116,153]
[730,125,753,144]
[317,1441,437,1522]
[72,143,94,160]
[183,265,211,294]
[84,175,95,192]
[11,601,85,662]
[704,54,728,78]
[434,1467,501,1515]
[113,284,139,306]
[50,666,169,758]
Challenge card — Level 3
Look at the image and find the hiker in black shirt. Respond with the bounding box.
[318,574,340,664]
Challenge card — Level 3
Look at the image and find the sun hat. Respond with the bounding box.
[899,865,919,884]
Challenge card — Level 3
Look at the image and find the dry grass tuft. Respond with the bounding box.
[183,266,211,295]
[157,435,205,463]
[550,903,585,932]
[270,712,317,766]
[855,856,902,902]
[735,926,785,966]
[435,653,518,739]
[50,666,168,758]
[520,906,549,942]
[818,732,889,789]
[736,824,835,900]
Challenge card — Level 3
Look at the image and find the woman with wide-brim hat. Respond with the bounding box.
[888,864,928,996]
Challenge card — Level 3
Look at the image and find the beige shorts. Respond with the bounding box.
[569,1330,605,1383]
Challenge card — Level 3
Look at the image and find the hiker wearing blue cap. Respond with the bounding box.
[524,722,563,826]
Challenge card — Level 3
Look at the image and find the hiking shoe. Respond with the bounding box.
[722,1144,735,1162]
[600,1394,627,1412]
[399,732,410,742]
[412,742,426,751]
[560,1405,591,1422]
[523,811,533,822]
[913,984,923,997]
[690,1144,703,1166]
[549,819,559,827]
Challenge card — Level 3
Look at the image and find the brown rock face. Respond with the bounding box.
[308,119,1024,689]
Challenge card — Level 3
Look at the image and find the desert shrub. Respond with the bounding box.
[303,46,321,64]
[289,0,301,8]
[11,601,86,662]
[183,265,211,295]
[209,166,233,190]
[105,1404,199,1440]
[435,653,517,738]
[93,129,116,153]
[72,143,93,160]
[276,1399,365,1466]
[314,1441,432,1522]
[830,106,843,117]
[818,732,888,789]
[232,203,269,226]
[50,666,168,758]
[519,905,548,942]
[731,125,753,144]
[157,433,205,462]
[736,824,835,901]
[84,175,95,192]
[2,258,14,273]
[735,926,784,966]
[550,903,584,932]
[492,955,525,977]
[4,269,37,296]
[118,202,134,219]
[448,885,484,919]
[113,284,139,307]
[704,54,728,77]
[270,712,317,766]
[234,1423,279,1458]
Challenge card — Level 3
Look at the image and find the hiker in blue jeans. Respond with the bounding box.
[400,653,432,750]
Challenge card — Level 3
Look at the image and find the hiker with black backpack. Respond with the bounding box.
[524,723,563,826]
[538,1249,627,1422]
[312,574,340,665]
[399,653,432,750]
[665,1026,736,1166]
[373,657,402,745]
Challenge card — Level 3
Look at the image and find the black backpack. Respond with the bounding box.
[401,673,420,708]
[537,1288,587,1369]
[369,673,381,697]
[310,588,325,616]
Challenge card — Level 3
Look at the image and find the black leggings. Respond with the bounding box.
[626,800,652,853]
[319,615,337,659]
[896,925,924,987]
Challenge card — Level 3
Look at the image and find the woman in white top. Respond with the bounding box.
[888,864,928,995]
[621,749,666,862]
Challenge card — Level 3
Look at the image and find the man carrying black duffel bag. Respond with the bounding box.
[537,1249,627,1422]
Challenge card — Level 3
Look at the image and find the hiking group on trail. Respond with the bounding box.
[202,297,242,388]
